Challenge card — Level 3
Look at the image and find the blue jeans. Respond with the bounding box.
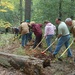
[53,35,72,57]
[21,33,29,47]
[28,31,32,41]
[46,35,54,52]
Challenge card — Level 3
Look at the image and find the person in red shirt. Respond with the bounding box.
[30,21,42,49]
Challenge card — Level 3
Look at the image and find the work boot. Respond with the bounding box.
[47,53,55,61]
[50,54,56,61]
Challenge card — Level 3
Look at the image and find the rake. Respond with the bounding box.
[41,38,57,54]
[32,36,45,52]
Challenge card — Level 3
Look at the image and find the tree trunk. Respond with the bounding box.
[20,0,23,24]
[0,52,48,75]
[58,0,62,19]
[70,0,74,19]
[0,0,1,3]
[24,0,31,21]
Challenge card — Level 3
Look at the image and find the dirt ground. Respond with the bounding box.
[0,33,75,75]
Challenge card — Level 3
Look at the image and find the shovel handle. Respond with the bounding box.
[59,40,74,58]
[33,36,45,50]
[41,38,57,54]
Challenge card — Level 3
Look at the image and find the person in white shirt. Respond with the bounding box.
[53,18,72,58]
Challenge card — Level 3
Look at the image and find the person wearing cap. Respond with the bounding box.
[19,21,29,48]
[44,20,56,53]
[30,21,42,49]
[65,18,75,42]
[52,18,72,58]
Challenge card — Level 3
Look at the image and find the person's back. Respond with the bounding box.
[19,22,29,35]
[30,22,42,48]
[58,22,70,36]
[19,22,29,48]
[44,23,56,36]
[32,23,42,36]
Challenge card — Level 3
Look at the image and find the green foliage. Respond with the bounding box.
[0,0,20,25]
[0,19,11,28]
[0,1,14,12]
[31,0,75,24]
[31,0,59,24]
[0,0,75,26]
[14,47,25,55]
[0,33,13,47]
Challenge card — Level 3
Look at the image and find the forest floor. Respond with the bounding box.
[0,33,75,75]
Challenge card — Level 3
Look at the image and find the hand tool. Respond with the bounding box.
[58,40,74,61]
[41,38,57,54]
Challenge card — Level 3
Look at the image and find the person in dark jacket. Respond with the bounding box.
[12,27,19,36]
[30,21,42,49]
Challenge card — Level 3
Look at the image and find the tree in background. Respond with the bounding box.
[70,0,74,19]
[24,0,31,21]
[0,0,75,26]
[58,0,63,19]
[19,0,23,23]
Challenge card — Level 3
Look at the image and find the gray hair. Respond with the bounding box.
[65,18,72,22]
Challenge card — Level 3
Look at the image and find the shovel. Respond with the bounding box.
[58,40,74,61]
[32,36,45,52]
[41,38,57,54]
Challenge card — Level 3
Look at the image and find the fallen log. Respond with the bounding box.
[0,52,51,75]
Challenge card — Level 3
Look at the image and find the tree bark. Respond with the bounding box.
[70,0,74,19]
[58,0,63,19]
[24,0,31,21]
[20,0,23,24]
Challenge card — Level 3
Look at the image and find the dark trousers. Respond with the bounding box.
[33,34,42,49]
